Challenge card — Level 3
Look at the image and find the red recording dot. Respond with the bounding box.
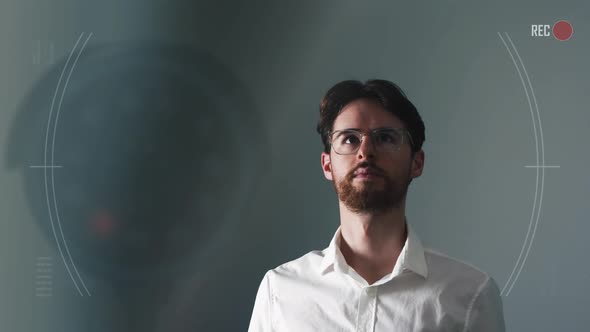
[553,20,573,41]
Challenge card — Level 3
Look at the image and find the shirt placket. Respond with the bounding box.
[356,286,377,332]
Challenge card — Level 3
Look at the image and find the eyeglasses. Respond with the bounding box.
[328,127,413,155]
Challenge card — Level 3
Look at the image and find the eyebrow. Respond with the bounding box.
[333,127,398,132]
[334,128,361,132]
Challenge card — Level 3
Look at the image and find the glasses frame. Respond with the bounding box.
[328,127,414,155]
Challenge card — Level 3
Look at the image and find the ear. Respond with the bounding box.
[410,149,425,179]
[321,152,333,181]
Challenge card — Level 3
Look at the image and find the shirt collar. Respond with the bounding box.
[318,219,428,279]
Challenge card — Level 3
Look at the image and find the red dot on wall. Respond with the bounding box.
[90,210,118,238]
[553,20,573,41]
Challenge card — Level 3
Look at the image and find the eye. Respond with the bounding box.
[342,134,361,145]
[375,130,401,144]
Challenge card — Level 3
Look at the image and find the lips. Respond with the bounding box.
[354,167,381,177]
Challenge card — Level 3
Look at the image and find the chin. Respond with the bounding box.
[354,180,383,189]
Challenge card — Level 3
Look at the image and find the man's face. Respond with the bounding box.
[321,98,424,214]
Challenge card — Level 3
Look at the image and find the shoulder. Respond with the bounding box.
[260,248,328,291]
[422,249,505,330]
[423,248,496,290]
[270,248,326,278]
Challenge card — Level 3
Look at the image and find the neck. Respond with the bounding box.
[338,200,408,285]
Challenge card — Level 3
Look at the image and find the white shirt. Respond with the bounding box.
[247,223,506,332]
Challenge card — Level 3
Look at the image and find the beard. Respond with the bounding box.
[334,162,411,214]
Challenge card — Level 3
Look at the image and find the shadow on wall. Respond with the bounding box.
[4,39,269,331]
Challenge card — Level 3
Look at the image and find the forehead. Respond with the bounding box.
[333,99,405,131]
[332,98,404,131]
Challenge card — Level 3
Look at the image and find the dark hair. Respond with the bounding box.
[316,79,425,155]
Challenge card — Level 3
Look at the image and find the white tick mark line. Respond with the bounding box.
[29,165,63,168]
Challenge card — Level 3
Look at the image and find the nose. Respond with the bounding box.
[356,134,376,160]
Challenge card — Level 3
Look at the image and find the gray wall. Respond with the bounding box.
[1,0,588,331]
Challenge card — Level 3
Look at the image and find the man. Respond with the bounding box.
[248,79,506,331]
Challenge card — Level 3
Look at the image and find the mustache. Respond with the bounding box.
[347,162,385,178]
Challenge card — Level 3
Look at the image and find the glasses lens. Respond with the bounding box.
[373,129,403,150]
[331,130,362,154]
